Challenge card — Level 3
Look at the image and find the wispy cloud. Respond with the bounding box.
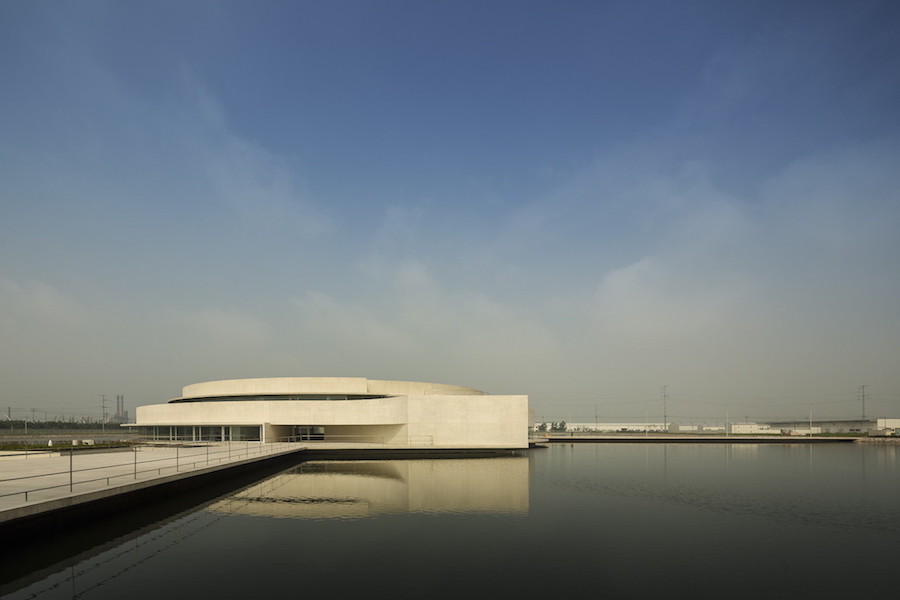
[0,279,93,329]
[1,1,897,420]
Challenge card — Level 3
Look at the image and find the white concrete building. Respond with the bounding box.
[133,377,529,450]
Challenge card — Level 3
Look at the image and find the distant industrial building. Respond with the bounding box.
[113,394,129,424]
[544,422,667,433]
[725,423,783,435]
[534,422,725,433]
[533,418,899,436]
[764,418,900,436]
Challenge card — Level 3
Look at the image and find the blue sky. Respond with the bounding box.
[1,0,899,423]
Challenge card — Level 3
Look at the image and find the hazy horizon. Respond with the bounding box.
[2,1,899,423]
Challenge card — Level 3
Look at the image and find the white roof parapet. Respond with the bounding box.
[178,377,483,400]
[367,379,483,396]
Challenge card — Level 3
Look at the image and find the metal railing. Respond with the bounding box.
[0,432,447,506]
[0,439,303,505]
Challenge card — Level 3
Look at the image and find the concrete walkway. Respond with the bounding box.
[0,442,306,524]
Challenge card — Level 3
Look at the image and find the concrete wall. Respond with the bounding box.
[324,424,407,444]
[135,393,529,449]
[367,379,483,396]
[406,395,528,448]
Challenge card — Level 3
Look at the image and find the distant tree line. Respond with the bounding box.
[1,420,126,430]
[535,421,567,432]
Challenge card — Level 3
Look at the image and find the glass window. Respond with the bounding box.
[230,426,260,441]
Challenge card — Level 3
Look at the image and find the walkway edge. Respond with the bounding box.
[0,446,306,530]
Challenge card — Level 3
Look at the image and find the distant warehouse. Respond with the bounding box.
[130,377,529,450]
[763,418,900,436]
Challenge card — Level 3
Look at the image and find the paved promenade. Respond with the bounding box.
[0,442,306,525]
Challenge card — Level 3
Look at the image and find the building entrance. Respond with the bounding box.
[292,425,324,441]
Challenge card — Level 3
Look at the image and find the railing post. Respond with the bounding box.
[176,445,179,471]
[134,446,137,479]
[69,446,73,492]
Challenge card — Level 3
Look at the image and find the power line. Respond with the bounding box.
[859,384,868,419]
[661,385,668,432]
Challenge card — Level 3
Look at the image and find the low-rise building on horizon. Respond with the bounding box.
[764,418,900,436]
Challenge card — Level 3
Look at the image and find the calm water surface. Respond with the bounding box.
[4,443,899,599]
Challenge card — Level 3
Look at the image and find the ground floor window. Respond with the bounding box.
[231,425,261,441]
[135,425,260,442]
[199,426,221,441]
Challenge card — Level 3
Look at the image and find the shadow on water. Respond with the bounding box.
[0,453,307,594]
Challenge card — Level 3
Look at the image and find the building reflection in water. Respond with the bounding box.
[207,457,530,519]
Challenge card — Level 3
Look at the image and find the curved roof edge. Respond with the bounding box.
[178,377,484,401]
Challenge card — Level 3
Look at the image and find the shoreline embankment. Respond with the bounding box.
[533,434,895,444]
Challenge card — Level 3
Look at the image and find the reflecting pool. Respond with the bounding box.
[3,443,899,599]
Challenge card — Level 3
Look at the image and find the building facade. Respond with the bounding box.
[764,418,900,435]
[133,377,529,449]
[725,422,783,435]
